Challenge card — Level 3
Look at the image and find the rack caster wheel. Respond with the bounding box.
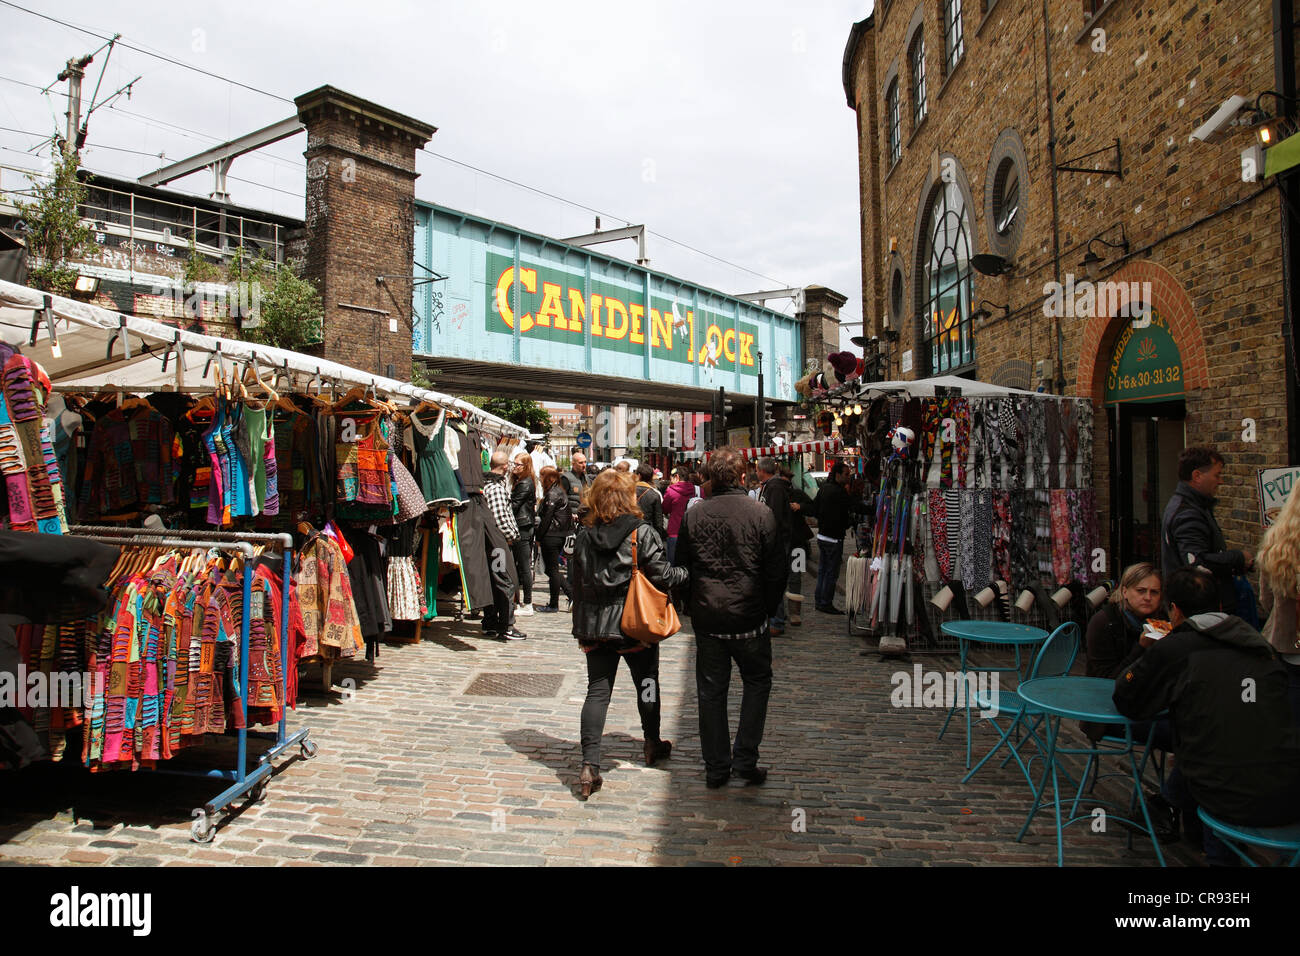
[190,809,216,844]
[300,739,318,759]
[248,781,268,805]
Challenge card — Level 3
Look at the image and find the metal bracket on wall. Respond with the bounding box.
[1056,138,1123,179]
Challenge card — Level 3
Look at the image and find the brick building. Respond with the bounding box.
[843,1,1298,570]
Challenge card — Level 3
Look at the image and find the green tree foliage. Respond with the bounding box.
[225,249,323,352]
[460,396,551,435]
[16,150,99,296]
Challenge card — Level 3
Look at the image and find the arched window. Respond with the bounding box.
[886,81,901,166]
[920,180,975,374]
[909,32,927,129]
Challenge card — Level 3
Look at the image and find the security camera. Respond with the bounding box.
[1189,94,1248,143]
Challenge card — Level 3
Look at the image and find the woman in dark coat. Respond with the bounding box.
[535,466,573,612]
[570,469,688,798]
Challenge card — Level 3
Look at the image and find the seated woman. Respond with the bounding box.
[1082,561,1173,751]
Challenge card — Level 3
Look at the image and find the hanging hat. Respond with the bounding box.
[828,351,857,382]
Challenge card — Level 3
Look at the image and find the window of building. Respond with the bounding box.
[921,180,975,374]
[992,158,1019,236]
[886,81,902,166]
[890,266,905,324]
[910,32,928,129]
[944,0,965,74]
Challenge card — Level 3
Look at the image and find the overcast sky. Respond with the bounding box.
[0,0,870,350]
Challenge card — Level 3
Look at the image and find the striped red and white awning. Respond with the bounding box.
[739,439,842,461]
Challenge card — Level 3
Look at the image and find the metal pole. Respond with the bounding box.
[279,541,291,746]
[1041,0,1066,393]
[237,555,251,784]
[757,350,766,446]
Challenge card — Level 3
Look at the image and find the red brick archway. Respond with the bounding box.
[1075,260,1209,400]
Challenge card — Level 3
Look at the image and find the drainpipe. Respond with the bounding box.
[1276,0,1300,463]
[1041,0,1066,393]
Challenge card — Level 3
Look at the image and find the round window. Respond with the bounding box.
[890,266,905,324]
[992,159,1019,237]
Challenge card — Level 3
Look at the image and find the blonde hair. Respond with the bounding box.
[1110,562,1160,611]
[1257,487,1300,598]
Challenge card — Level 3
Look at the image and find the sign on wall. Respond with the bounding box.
[1257,466,1300,527]
[1104,308,1185,405]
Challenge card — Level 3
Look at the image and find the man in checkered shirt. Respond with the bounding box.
[482,449,526,641]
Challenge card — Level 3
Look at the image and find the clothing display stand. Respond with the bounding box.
[69,524,316,843]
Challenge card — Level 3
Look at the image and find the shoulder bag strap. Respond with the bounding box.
[629,528,638,570]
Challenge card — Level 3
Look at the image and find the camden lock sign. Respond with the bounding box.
[1104,308,1185,405]
[486,251,760,376]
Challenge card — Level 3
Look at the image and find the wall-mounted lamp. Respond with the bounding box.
[72,274,100,299]
[1246,90,1299,148]
[1080,225,1130,280]
[972,299,1009,327]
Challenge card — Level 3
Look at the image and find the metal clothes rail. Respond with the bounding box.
[69,525,317,843]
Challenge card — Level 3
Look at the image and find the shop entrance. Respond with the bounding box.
[1109,401,1185,568]
[1103,307,1187,571]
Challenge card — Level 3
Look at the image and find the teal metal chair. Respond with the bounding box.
[961,621,1082,787]
[1197,808,1300,866]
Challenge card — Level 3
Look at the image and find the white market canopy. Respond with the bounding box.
[821,374,1082,402]
[0,278,528,438]
[740,439,842,461]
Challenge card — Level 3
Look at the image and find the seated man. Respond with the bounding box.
[1113,567,1300,864]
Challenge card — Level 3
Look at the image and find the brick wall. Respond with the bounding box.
[295,87,435,378]
[846,0,1285,562]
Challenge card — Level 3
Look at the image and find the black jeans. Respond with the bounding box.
[511,530,534,604]
[696,631,772,778]
[580,644,661,768]
[540,534,571,606]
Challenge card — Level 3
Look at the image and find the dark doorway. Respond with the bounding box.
[1108,400,1185,571]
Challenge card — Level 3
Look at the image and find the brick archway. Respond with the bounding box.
[1075,260,1209,400]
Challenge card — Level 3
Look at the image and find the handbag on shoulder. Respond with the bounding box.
[620,529,681,644]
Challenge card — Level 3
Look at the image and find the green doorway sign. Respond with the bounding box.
[1104,308,1185,405]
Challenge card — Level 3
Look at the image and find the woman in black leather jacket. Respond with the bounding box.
[509,452,537,614]
[570,469,688,798]
[535,466,573,611]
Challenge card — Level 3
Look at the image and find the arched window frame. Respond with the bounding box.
[943,0,965,75]
[886,80,902,167]
[909,31,927,130]
[913,164,978,377]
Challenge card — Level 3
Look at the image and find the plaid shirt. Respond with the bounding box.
[483,472,519,542]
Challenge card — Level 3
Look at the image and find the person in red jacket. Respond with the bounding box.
[661,465,698,564]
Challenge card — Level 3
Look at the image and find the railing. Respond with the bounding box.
[0,162,287,267]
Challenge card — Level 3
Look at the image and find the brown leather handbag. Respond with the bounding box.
[620,529,681,644]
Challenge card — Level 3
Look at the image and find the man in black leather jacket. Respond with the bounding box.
[675,446,786,788]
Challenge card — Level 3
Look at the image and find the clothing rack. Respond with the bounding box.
[69,524,317,843]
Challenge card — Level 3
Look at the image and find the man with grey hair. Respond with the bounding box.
[675,446,786,788]
[482,449,526,641]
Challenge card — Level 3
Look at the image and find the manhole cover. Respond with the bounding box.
[463,673,565,697]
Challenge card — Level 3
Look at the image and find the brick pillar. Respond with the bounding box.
[294,86,436,377]
[792,285,848,442]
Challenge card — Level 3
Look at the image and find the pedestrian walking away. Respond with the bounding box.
[675,446,786,788]
[535,465,574,612]
[569,469,688,799]
[509,451,537,617]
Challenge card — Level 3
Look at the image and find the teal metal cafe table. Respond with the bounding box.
[937,620,1049,768]
[1014,676,1166,867]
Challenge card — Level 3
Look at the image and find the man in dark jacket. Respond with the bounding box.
[634,462,665,537]
[1114,568,1300,863]
[675,446,786,788]
[1161,446,1254,613]
[562,450,589,522]
[811,463,854,614]
[756,457,791,635]
[783,466,814,626]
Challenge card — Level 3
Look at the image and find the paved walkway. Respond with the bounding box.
[0,561,1197,867]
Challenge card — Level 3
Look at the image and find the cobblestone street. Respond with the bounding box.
[0,563,1197,867]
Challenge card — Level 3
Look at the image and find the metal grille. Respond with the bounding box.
[463,673,565,697]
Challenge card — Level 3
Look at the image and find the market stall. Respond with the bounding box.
[804,375,1102,653]
[0,278,527,835]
